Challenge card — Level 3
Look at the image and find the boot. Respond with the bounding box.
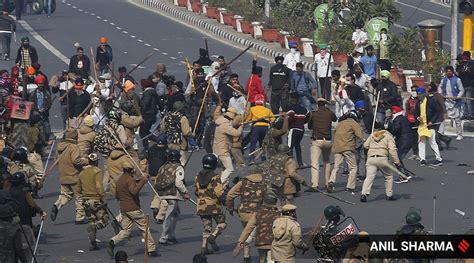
[207,235,220,252]
[152,208,159,220]
[107,240,115,257]
[89,241,99,251]
[50,205,58,222]
[201,240,213,255]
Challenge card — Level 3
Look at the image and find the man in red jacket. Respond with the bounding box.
[245,56,264,105]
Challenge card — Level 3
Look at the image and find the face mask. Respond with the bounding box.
[152,78,159,83]
[290,48,296,54]
[410,91,417,97]
[22,43,29,48]
[233,92,240,98]
[105,79,112,87]
[356,29,361,33]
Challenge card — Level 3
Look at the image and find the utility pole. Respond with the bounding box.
[451,0,458,66]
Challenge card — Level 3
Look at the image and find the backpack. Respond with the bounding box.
[163,112,183,145]
[94,119,120,156]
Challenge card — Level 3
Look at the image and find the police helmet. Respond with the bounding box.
[405,207,422,225]
[202,154,218,170]
[12,147,29,163]
[263,191,278,205]
[8,172,27,184]
[324,205,345,222]
[167,149,181,163]
[120,101,134,114]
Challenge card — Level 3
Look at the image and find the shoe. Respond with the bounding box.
[326,182,335,193]
[167,238,178,244]
[107,240,115,257]
[152,208,159,219]
[148,251,160,257]
[89,241,99,251]
[75,219,88,225]
[304,187,319,192]
[207,235,220,252]
[159,240,174,246]
[244,257,251,263]
[50,205,58,222]
[432,160,443,167]
[345,188,356,193]
[408,154,420,161]
[356,176,365,182]
[394,177,408,184]
[386,195,397,201]
[456,135,463,141]
[446,137,452,149]
[420,160,427,166]
[360,194,367,203]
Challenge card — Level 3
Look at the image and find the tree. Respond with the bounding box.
[271,0,324,37]
[388,26,422,70]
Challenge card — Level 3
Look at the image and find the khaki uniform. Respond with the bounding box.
[107,149,135,196]
[111,172,155,252]
[26,125,44,175]
[213,115,243,186]
[231,115,245,166]
[329,118,364,190]
[194,169,227,249]
[271,215,308,263]
[53,138,89,221]
[77,165,109,242]
[77,125,96,157]
[226,173,266,258]
[362,130,400,197]
[239,205,280,263]
[7,162,40,189]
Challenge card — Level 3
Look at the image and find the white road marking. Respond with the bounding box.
[137,39,143,42]
[66,3,71,5]
[130,35,136,38]
[14,18,69,65]
[96,16,102,19]
[103,19,108,22]
[116,26,122,30]
[162,52,168,55]
[110,22,115,25]
[170,57,177,60]
[153,48,160,51]
[84,11,89,14]
[91,13,95,15]
[395,0,462,22]
[78,9,83,11]
[123,31,128,34]
[144,43,151,47]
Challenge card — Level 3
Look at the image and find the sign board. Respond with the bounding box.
[366,17,389,46]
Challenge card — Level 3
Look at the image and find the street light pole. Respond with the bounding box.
[451,0,459,66]
[264,0,270,17]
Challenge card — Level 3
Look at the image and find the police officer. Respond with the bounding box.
[6,172,46,261]
[148,135,168,224]
[50,128,89,223]
[119,100,143,161]
[226,165,267,262]
[155,149,190,245]
[161,101,192,165]
[397,207,427,235]
[271,204,308,262]
[108,161,159,257]
[238,191,280,263]
[7,147,42,199]
[194,153,226,255]
[0,190,28,263]
[262,144,307,204]
[312,205,348,261]
[361,129,400,202]
[77,153,110,251]
[261,115,289,160]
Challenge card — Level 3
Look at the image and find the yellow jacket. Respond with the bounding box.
[245,105,274,127]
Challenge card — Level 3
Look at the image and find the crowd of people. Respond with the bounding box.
[0,30,472,263]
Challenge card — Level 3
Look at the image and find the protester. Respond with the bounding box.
[360,45,377,79]
[69,47,91,80]
[438,66,465,141]
[96,37,113,74]
[314,44,334,101]
[0,12,16,61]
[283,43,301,71]
[15,37,38,69]
[291,62,317,111]
[456,51,474,119]
[268,55,291,114]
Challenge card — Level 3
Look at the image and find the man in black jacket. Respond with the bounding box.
[268,56,291,114]
[139,79,159,152]
[0,12,16,61]
[375,70,400,124]
[69,47,91,80]
[68,79,91,127]
[414,87,442,166]
[15,37,38,69]
[387,106,413,183]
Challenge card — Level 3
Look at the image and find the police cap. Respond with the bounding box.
[282,204,297,212]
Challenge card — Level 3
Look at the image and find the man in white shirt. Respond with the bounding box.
[354,64,374,104]
[228,91,246,115]
[314,44,334,101]
[352,27,368,54]
[283,44,301,71]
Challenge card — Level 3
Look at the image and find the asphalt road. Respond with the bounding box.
[0,1,472,262]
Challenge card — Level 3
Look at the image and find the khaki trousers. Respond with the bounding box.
[310,140,332,188]
[258,249,274,263]
[54,184,85,221]
[231,147,245,167]
[219,154,234,186]
[111,209,156,251]
[329,151,357,190]
[150,195,168,221]
[362,156,394,196]
[28,152,44,175]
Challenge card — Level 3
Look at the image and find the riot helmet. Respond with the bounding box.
[202,154,218,170]
[12,147,29,163]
